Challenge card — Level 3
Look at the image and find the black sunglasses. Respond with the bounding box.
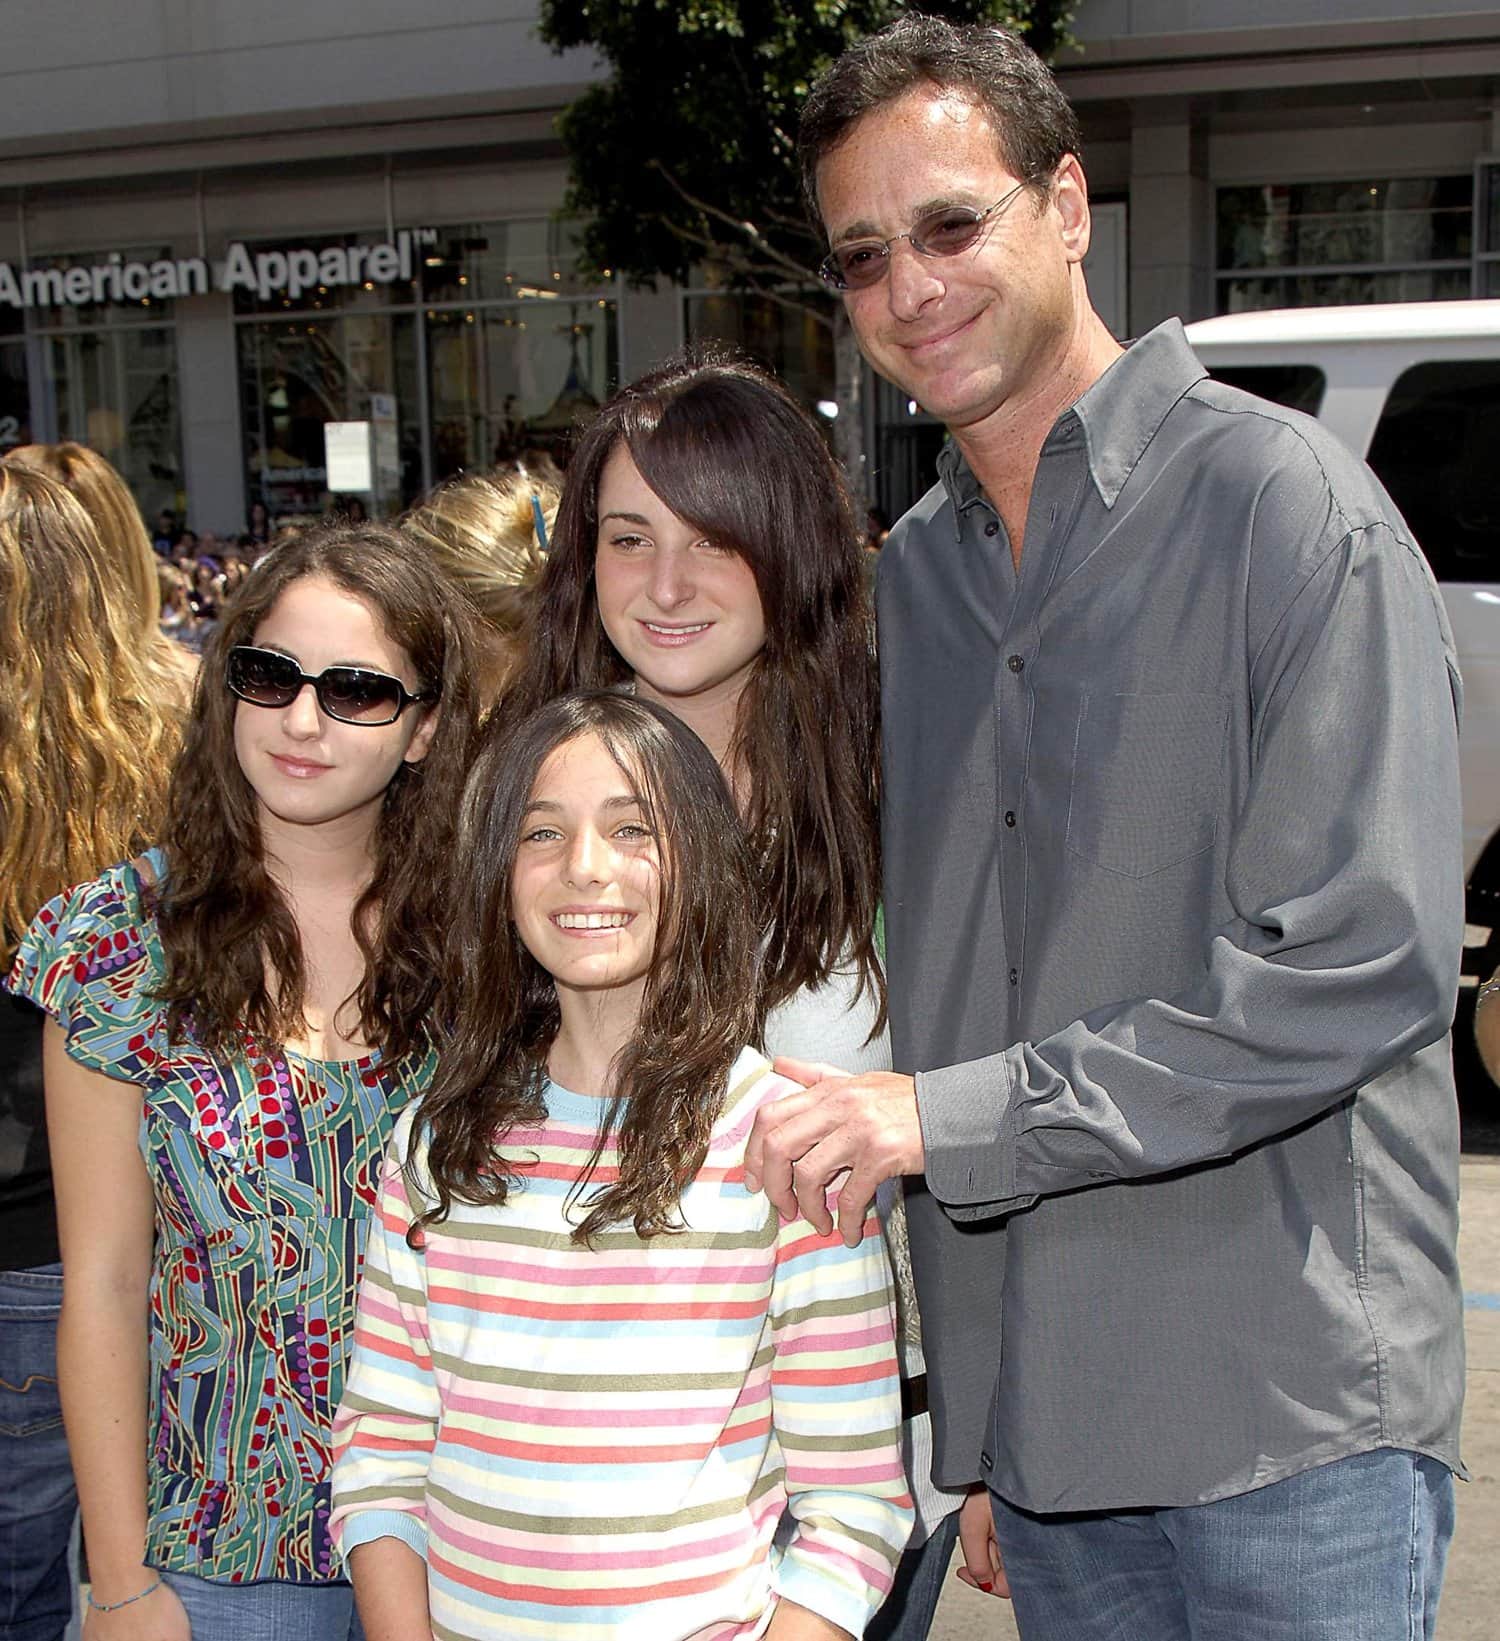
[818,182,1029,292]
[226,645,434,726]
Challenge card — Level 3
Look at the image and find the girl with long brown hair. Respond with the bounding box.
[503,347,881,1025]
[7,521,480,1640]
[0,459,185,1641]
[329,690,911,1641]
[503,347,964,1637]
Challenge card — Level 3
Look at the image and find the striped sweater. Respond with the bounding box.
[329,1048,913,1640]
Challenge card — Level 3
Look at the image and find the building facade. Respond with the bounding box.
[3,0,1499,526]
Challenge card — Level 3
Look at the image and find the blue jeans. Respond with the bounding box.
[989,1448,1454,1641]
[867,1509,961,1641]
[159,1570,364,1641]
[0,1265,79,1641]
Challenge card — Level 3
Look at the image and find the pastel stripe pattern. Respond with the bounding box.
[331,1049,913,1640]
[7,854,431,1582]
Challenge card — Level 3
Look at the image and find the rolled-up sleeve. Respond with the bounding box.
[330,1121,439,1561]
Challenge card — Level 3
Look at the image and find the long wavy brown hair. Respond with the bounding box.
[0,462,183,961]
[412,691,762,1245]
[154,521,482,1060]
[504,346,884,1024]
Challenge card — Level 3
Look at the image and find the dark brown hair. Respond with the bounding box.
[505,345,883,1024]
[412,690,762,1244]
[154,520,482,1059]
[797,14,1083,227]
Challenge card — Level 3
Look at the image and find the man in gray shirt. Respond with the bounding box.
[745,16,1464,1639]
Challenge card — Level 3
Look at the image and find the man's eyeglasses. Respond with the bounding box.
[226,645,434,726]
[818,181,1030,292]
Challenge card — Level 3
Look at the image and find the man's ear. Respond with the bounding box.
[1053,153,1092,265]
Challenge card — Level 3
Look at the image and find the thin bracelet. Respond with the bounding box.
[86,1575,163,1613]
[1478,971,1500,1007]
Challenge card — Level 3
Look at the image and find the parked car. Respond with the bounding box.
[1187,300,1500,1118]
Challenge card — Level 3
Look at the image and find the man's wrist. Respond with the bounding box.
[915,1051,1019,1207]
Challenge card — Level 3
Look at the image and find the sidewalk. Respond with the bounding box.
[926,1157,1500,1640]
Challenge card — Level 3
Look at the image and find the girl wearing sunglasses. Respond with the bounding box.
[503,347,965,1639]
[7,522,480,1641]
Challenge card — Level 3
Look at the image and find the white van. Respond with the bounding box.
[1186,302,1500,1086]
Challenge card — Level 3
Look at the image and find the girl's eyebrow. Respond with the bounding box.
[522,795,643,815]
[258,642,391,671]
[599,511,652,526]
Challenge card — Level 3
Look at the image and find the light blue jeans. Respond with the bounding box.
[989,1448,1454,1641]
[159,1570,364,1641]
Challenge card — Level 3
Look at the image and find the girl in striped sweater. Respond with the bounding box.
[330,691,913,1641]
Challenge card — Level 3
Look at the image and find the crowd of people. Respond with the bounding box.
[0,16,1474,1641]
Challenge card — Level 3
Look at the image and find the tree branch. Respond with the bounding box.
[650,159,818,285]
[643,214,834,332]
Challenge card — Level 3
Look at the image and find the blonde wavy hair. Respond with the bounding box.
[5,442,198,708]
[402,466,559,702]
[0,461,184,960]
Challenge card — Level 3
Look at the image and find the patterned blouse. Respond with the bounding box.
[7,852,433,1583]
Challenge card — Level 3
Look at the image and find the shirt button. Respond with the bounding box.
[984,520,1000,537]
[1004,810,1016,828]
[1008,968,1019,986]
[1007,654,1025,673]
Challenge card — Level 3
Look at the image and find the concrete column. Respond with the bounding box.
[175,288,245,535]
[1128,103,1214,330]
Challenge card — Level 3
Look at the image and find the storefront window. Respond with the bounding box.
[233,220,620,512]
[47,326,180,516]
[0,341,28,454]
[238,312,420,517]
[1219,268,1472,312]
[683,286,834,415]
[23,244,179,329]
[1216,178,1471,312]
[12,245,186,512]
[420,219,599,305]
[427,298,617,476]
[230,230,418,318]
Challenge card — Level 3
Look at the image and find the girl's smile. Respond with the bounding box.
[511,732,662,1004]
[551,906,636,932]
[593,444,766,728]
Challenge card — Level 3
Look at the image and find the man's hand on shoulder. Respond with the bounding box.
[744,1057,924,1246]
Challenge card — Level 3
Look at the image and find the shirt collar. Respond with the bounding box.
[1071,318,1205,508]
[935,318,1206,524]
[937,435,984,523]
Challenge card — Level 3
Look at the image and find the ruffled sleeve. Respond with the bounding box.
[6,858,166,1082]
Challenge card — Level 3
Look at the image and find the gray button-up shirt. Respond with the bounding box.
[880,319,1466,1512]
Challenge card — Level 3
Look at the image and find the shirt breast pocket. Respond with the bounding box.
[1065,690,1228,879]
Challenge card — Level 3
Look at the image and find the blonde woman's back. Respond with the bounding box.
[0,459,184,957]
[5,441,198,712]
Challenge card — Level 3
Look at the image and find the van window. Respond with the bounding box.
[1367,361,1500,582]
[1204,364,1325,417]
